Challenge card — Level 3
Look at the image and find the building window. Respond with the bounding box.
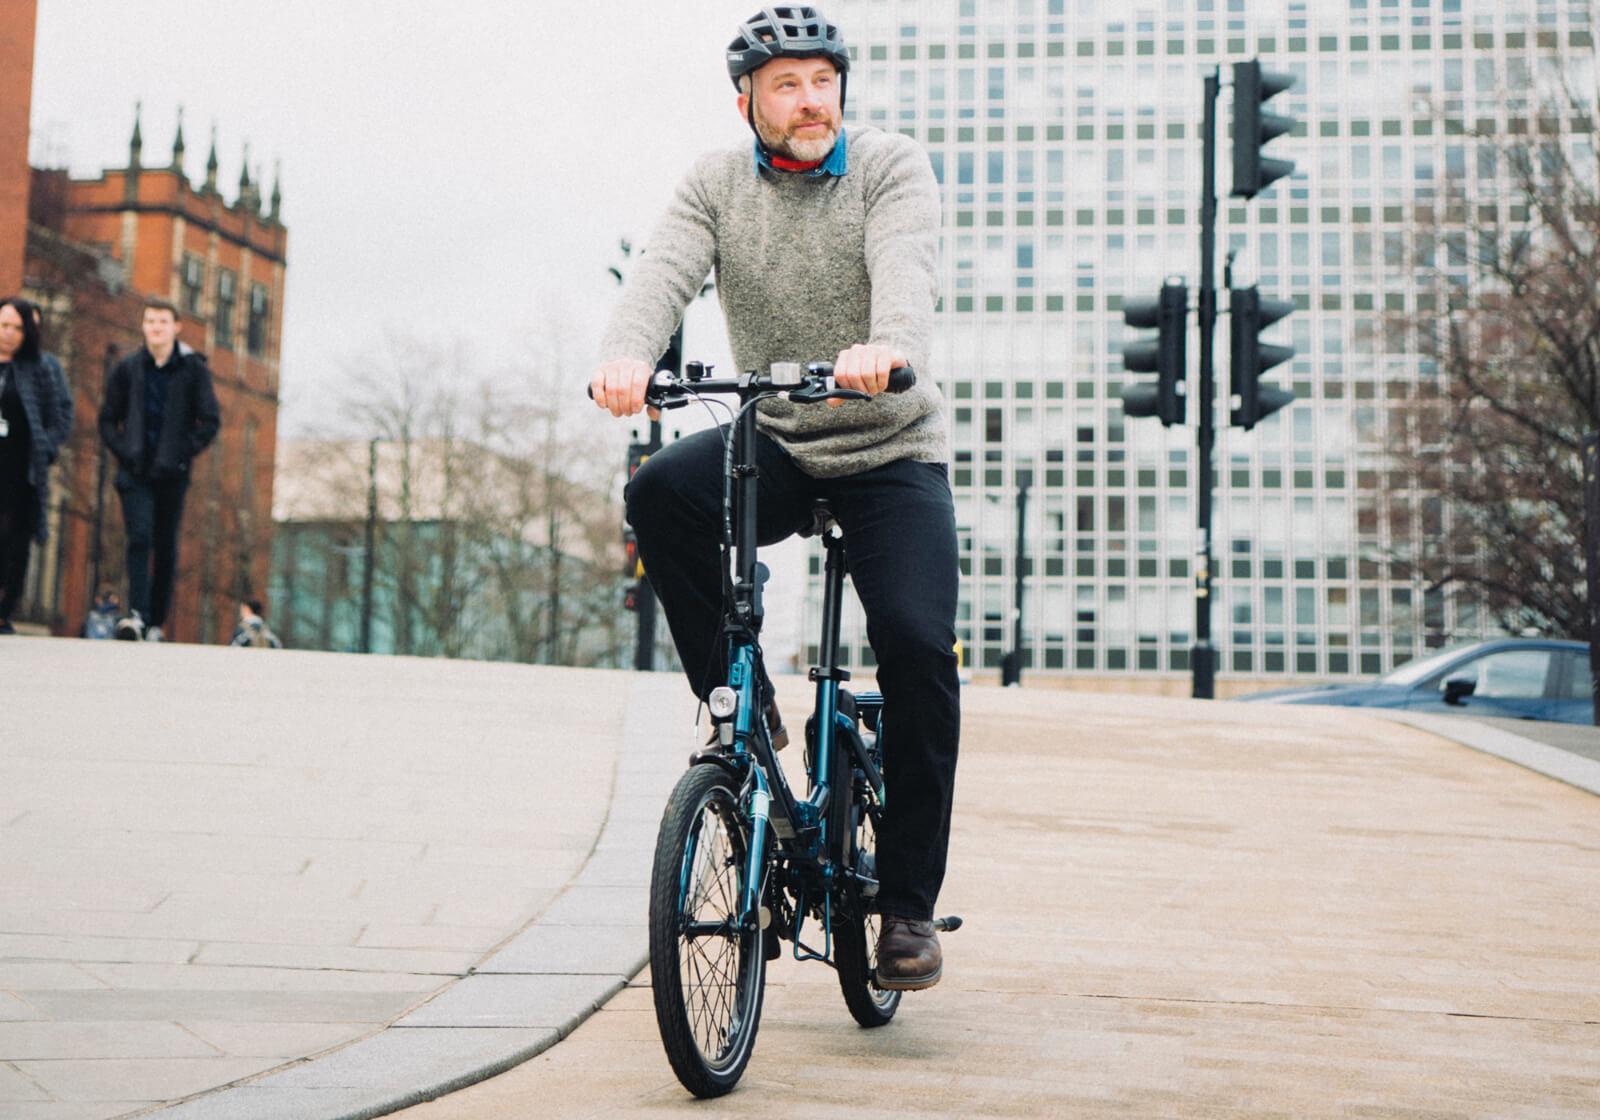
[247,282,270,356]
[216,270,237,350]
[180,254,204,317]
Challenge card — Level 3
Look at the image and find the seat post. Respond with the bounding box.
[816,529,847,675]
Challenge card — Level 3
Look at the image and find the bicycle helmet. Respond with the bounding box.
[727,6,851,92]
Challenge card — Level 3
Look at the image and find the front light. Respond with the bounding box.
[708,686,738,719]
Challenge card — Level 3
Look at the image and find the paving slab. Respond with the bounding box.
[392,687,1600,1120]
[0,1021,220,1061]
[4,1104,144,1120]
[394,974,624,1029]
[475,924,647,975]
[12,1057,282,1104]
[17,988,427,1025]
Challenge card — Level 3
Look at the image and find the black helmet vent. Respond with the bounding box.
[727,5,851,89]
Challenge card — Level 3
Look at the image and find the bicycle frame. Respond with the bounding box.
[641,361,924,1097]
[651,364,903,964]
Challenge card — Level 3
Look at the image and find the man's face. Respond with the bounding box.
[741,57,841,162]
[142,309,178,351]
[0,305,23,359]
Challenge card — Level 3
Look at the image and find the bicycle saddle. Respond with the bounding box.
[798,499,837,540]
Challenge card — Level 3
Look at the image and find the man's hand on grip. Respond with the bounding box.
[830,343,905,408]
[590,359,657,418]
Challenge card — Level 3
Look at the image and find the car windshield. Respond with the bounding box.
[1379,641,1491,688]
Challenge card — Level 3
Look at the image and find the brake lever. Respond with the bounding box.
[647,394,695,411]
[787,385,870,405]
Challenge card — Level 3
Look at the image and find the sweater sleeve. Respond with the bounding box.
[861,135,941,372]
[597,156,720,367]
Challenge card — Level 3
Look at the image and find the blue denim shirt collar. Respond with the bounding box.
[753,129,849,178]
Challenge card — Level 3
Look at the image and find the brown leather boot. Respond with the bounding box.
[765,698,789,751]
[874,916,942,990]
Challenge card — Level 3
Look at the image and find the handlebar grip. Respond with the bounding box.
[885,365,917,393]
[586,373,666,402]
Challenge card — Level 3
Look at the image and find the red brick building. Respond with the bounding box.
[18,105,287,642]
[0,0,38,294]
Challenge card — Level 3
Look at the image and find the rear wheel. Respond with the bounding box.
[833,738,902,1028]
[648,764,767,1097]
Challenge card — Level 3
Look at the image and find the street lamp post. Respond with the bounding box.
[359,437,378,655]
[1000,475,1030,687]
[1584,432,1599,725]
[87,343,119,612]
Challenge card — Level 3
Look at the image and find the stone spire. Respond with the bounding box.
[129,101,143,169]
[204,124,219,193]
[171,105,186,173]
[125,102,144,203]
[269,160,282,223]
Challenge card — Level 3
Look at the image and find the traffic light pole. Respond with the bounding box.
[1193,67,1219,700]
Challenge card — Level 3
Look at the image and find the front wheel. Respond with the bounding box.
[834,752,902,1028]
[648,764,767,1097]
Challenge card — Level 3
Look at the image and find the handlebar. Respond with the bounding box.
[587,361,916,409]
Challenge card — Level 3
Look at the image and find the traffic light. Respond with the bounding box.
[1120,281,1188,427]
[626,440,650,481]
[1231,60,1296,199]
[623,528,643,581]
[1229,286,1296,431]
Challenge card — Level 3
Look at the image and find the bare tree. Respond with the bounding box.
[284,327,629,665]
[462,322,629,666]
[1391,91,1600,640]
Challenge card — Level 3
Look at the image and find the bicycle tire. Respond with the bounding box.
[832,732,902,1028]
[648,763,767,1097]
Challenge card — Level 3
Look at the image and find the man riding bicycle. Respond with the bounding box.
[590,5,958,991]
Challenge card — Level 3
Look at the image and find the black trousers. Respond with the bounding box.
[0,471,36,620]
[625,427,961,922]
[116,471,189,629]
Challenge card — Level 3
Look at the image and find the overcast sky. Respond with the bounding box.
[29,0,762,435]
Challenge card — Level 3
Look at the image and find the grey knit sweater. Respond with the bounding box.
[598,127,949,479]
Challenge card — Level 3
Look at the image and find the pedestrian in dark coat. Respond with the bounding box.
[0,296,75,634]
[97,297,221,641]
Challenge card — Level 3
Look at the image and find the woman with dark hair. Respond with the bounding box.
[0,296,75,634]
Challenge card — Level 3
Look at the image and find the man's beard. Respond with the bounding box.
[754,102,839,162]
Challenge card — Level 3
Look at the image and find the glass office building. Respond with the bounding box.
[803,0,1595,686]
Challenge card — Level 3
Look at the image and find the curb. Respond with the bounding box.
[1368,710,1600,797]
[138,673,685,1120]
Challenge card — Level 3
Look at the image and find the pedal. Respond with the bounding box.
[931,915,963,933]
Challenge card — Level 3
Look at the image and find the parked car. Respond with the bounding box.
[1237,638,1593,724]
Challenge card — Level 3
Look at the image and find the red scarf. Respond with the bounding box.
[769,153,825,172]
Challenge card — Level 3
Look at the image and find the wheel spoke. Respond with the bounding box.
[652,767,768,1093]
[674,791,754,1064]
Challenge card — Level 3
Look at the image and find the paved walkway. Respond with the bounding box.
[395,684,1600,1119]
[0,640,681,1119]
[5,643,1599,1118]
